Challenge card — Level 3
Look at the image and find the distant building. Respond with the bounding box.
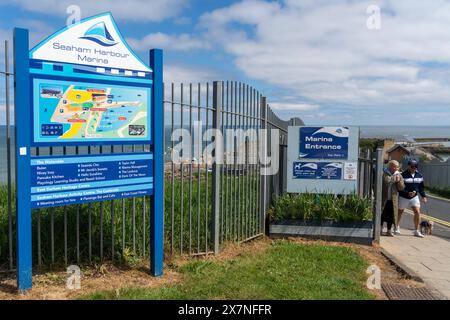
[382,138,396,161]
[386,144,411,162]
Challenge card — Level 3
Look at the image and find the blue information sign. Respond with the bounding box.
[14,12,164,291]
[299,127,349,159]
[31,153,153,208]
[293,162,343,180]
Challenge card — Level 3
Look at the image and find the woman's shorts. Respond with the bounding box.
[399,195,420,209]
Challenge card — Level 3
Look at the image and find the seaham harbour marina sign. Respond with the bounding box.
[13,12,164,291]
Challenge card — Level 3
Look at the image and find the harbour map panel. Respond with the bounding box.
[33,78,151,143]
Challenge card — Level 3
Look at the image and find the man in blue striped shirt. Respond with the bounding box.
[397,159,428,238]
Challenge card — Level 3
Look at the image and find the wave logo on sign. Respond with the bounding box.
[299,163,318,170]
[80,22,118,47]
[323,163,342,168]
[312,127,349,138]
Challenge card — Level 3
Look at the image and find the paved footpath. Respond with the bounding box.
[381,230,450,299]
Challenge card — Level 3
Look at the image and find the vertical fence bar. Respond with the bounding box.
[49,147,55,265]
[189,83,193,255]
[75,146,80,263]
[76,205,80,263]
[237,83,241,241]
[256,93,261,235]
[260,97,267,234]
[220,81,225,245]
[100,145,104,261]
[245,85,250,240]
[63,205,67,266]
[111,200,115,261]
[122,198,125,257]
[88,203,92,263]
[88,145,92,263]
[233,82,237,240]
[36,147,41,267]
[249,88,253,237]
[5,40,14,270]
[197,83,201,254]
[142,196,145,257]
[252,89,257,236]
[36,155,42,267]
[100,202,104,261]
[50,210,54,265]
[63,146,67,265]
[225,82,230,242]
[120,145,125,258]
[180,83,184,255]
[212,81,222,254]
[205,83,209,254]
[242,85,246,240]
[171,83,175,255]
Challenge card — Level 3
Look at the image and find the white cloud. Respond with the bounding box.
[9,0,188,22]
[164,64,219,84]
[269,102,320,112]
[128,33,209,51]
[0,28,13,61]
[13,19,55,47]
[199,0,450,107]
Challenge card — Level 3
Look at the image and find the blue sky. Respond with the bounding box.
[1,0,450,126]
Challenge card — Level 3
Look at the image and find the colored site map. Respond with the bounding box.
[35,79,150,142]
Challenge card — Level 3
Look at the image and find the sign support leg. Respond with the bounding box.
[14,28,32,291]
[150,49,164,276]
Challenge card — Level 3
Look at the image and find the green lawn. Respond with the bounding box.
[82,241,375,300]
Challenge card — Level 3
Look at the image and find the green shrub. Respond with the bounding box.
[426,186,450,200]
[268,193,373,223]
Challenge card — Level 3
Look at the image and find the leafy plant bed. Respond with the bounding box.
[270,219,373,245]
[268,193,374,245]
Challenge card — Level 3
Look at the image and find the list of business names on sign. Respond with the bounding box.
[30,153,153,208]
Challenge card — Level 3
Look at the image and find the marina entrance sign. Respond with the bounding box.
[14,13,164,291]
[287,126,359,195]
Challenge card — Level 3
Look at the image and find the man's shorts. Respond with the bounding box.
[399,195,420,209]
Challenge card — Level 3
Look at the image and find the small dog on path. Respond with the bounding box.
[420,220,434,235]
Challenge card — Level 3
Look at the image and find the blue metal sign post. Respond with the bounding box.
[14,28,33,291]
[14,13,164,291]
[150,49,163,276]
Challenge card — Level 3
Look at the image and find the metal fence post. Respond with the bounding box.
[212,81,222,254]
[5,40,13,270]
[374,148,383,243]
[260,97,267,235]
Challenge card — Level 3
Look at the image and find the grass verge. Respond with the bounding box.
[426,186,450,200]
[82,240,375,300]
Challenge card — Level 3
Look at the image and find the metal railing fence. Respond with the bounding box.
[0,38,292,269]
[0,38,382,272]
